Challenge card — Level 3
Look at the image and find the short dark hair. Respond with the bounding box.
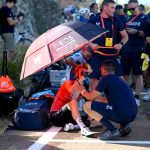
[6,0,17,3]
[139,4,145,12]
[101,59,116,73]
[116,5,123,10]
[128,0,139,4]
[90,3,98,11]
[101,0,115,9]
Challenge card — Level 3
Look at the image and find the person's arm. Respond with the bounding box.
[138,30,145,37]
[146,37,150,44]
[127,15,147,37]
[77,76,106,101]
[77,83,101,101]
[7,17,19,26]
[114,30,128,50]
[81,90,101,101]
[114,17,128,51]
[5,8,19,26]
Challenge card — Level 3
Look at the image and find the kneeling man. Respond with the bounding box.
[77,60,138,140]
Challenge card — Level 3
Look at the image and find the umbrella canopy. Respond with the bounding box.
[20,21,108,80]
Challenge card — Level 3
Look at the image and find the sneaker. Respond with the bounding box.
[81,127,96,137]
[135,98,141,107]
[99,129,120,140]
[119,124,132,137]
[143,90,150,102]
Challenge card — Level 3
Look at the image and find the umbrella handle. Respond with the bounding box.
[94,46,120,56]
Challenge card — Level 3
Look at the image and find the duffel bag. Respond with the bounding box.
[12,99,50,130]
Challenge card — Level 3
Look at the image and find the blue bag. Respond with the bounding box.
[31,90,55,99]
[13,99,50,130]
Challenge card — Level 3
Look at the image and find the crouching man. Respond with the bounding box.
[48,64,94,136]
[77,60,138,140]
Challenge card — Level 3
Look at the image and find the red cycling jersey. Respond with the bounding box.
[50,80,74,112]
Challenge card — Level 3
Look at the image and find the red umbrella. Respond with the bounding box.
[20,21,108,80]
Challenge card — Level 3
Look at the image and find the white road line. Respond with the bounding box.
[27,126,62,150]
[48,139,150,145]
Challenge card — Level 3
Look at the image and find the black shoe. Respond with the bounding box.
[99,129,120,140]
[119,124,132,137]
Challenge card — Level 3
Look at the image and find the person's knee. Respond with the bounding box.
[83,102,91,113]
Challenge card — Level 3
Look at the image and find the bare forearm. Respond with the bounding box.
[146,37,150,44]
[81,90,100,101]
[84,93,95,101]
[121,35,128,45]
[138,31,145,37]
[8,19,18,26]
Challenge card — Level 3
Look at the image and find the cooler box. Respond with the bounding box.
[49,70,66,87]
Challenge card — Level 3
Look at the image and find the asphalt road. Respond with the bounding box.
[0,101,150,150]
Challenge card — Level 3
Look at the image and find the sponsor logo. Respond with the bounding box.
[1,82,8,87]
[96,22,101,27]
[106,105,113,110]
[33,55,42,65]
[53,35,78,53]
[128,22,141,27]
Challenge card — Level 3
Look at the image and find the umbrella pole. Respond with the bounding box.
[64,56,81,86]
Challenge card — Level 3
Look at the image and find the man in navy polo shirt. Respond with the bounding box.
[121,0,148,107]
[89,0,128,91]
[77,60,137,140]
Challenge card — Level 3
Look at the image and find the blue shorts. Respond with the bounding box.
[121,52,143,75]
[90,54,123,80]
[91,101,136,124]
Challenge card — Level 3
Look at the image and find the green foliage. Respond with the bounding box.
[0,44,27,88]
[31,0,61,35]
[146,6,150,13]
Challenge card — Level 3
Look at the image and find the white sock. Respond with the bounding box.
[76,118,86,129]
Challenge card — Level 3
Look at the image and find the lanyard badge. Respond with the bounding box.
[105,38,113,47]
[100,15,114,47]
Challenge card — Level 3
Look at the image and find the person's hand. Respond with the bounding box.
[87,67,93,75]
[126,28,138,35]
[89,42,99,51]
[114,44,122,51]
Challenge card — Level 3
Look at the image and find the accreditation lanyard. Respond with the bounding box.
[100,15,114,38]
[126,14,140,27]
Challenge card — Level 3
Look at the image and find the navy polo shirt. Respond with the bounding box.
[96,74,137,115]
[125,14,148,53]
[89,13,125,55]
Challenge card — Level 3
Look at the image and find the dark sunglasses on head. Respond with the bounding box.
[128,5,138,12]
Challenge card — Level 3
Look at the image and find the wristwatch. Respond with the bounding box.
[120,41,124,47]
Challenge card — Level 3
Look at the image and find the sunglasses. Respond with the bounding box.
[128,5,138,12]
